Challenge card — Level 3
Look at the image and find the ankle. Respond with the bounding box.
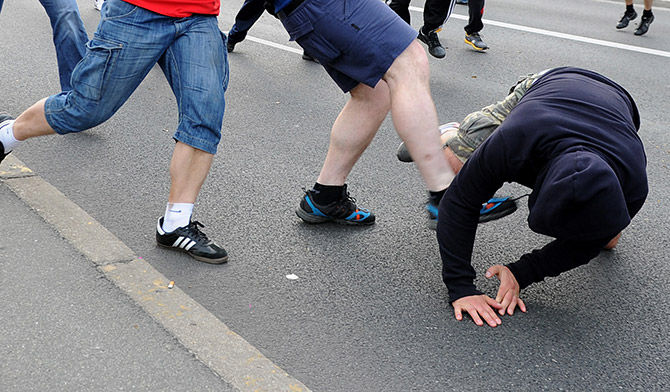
[163,202,194,232]
[429,188,447,206]
[312,183,345,205]
[421,26,438,35]
[642,9,653,17]
[0,120,20,152]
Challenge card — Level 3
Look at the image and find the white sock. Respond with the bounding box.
[162,203,194,232]
[0,120,20,152]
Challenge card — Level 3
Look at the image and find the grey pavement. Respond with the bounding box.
[0,182,235,392]
[2,0,670,391]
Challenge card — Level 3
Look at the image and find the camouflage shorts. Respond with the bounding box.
[446,69,550,162]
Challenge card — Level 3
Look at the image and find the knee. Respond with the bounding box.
[386,41,430,85]
[405,41,430,76]
[55,101,114,132]
[350,82,391,113]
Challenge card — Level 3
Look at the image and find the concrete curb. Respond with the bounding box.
[1,155,311,392]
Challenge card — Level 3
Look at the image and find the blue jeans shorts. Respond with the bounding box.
[39,0,89,91]
[44,0,229,155]
[280,0,418,92]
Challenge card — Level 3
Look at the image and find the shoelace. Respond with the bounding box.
[186,221,210,244]
[303,187,369,216]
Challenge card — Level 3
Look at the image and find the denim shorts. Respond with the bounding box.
[280,0,418,92]
[44,0,229,155]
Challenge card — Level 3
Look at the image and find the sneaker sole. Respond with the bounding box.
[464,39,488,51]
[397,128,458,163]
[295,207,375,226]
[157,243,229,264]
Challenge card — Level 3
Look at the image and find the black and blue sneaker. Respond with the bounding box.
[427,196,518,229]
[427,202,440,230]
[479,197,518,223]
[296,186,375,225]
[156,218,228,264]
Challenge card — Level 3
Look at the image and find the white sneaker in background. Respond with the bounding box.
[94,0,104,11]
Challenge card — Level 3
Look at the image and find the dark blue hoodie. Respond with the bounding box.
[437,67,648,302]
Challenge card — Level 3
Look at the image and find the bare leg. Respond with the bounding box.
[12,99,55,140]
[444,147,465,174]
[168,142,214,204]
[643,0,652,11]
[316,82,391,186]
[383,41,454,192]
[14,101,211,205]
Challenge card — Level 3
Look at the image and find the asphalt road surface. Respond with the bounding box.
[1,0,669,390]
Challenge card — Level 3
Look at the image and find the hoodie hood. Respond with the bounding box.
[528,150,630,240]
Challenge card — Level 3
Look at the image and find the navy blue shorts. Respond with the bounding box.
[280,0,418,92]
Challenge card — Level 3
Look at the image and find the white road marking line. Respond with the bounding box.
[240,34,303,55]
[2,155,312,392]
[227,8,670,59]
[594,0,670,9]
[411,8,670,58]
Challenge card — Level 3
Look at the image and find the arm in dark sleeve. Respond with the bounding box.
[437,132,519,303]
[505,186,645,289]
[505,237,610,289]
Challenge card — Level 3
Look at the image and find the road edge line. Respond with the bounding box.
[1,155,312,392]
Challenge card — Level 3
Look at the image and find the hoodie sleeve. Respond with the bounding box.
[505,237,610,289]
[437,131,521,303]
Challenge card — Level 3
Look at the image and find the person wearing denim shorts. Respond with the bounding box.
[0,0,88,91]
[0,0,231,264]
[275,0,456,228]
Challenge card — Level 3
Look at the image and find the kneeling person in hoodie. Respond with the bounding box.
[437,67,648,327]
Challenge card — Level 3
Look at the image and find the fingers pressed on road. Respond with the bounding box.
[518,297,527,313]
[500,291,515,315]
[467,308,485,326]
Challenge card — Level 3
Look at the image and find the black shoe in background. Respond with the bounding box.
[0,114,15,164]
[0,141,6,164]
[634,14,654,35]
[0,112,13,123]
[616,9,637,29]
[302,51,319,63]
[226,40,237,53]
[418,27,446,59]
[156,218,229,264]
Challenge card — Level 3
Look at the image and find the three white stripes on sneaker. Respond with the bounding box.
[172,236,196,251]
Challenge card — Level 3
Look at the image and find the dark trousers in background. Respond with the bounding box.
[464,0,485,34]
[388,0,455,31]
[228,0,266,43]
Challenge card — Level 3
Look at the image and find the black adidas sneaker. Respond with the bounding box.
[156,218,228,264]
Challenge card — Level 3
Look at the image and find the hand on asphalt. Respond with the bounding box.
[486,264,527,316]
[452,294,503,327]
